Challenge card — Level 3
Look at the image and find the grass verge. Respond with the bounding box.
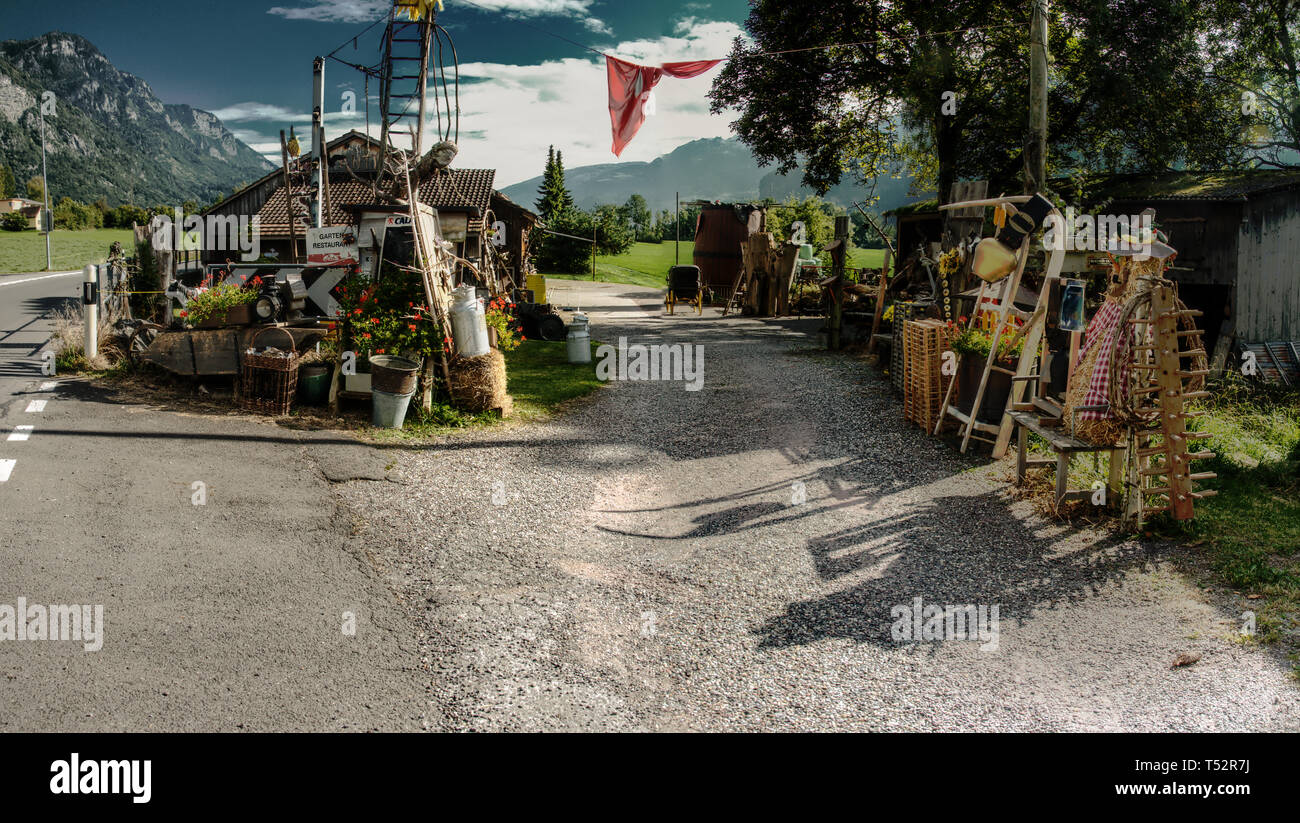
[366,339,605,440]
[0,228,134,273]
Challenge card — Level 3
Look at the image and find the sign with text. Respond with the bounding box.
[305,226,359,265]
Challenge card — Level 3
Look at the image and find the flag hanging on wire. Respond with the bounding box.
[606,56,721,156]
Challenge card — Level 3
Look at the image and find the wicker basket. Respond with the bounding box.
[239,327,299,416]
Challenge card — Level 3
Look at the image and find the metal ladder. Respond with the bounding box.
[378,5,433,157]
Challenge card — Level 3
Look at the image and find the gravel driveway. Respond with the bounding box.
[340,280,1300,732]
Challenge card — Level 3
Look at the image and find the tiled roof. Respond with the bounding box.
[1071,170,1300,204]
[253,168,495,237]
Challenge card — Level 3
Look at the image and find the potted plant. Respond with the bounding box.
[334,270,448,426]
[947,315,1025,423]
[182,276,261,328]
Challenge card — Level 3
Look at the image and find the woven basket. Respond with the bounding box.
[239,327,299,416]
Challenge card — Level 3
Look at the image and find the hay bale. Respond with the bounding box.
[448,349,510,414]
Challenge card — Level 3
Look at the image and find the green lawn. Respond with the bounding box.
[1176,380,1300,657]
[545,240,888,290]
[374,339,605,439]
[0,228,134,273]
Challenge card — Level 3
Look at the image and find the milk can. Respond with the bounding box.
[566,311,591,364]
[449,284,489,357]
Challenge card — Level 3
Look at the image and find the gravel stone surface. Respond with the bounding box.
[338,280,1300,732]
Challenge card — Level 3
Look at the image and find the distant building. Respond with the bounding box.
[202,130,516,284]
[0,196,45,229]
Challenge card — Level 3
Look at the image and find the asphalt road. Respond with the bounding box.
[0,271,426,731]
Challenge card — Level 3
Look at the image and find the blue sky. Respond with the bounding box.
[1,0,753,185]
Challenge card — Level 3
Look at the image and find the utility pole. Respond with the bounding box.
[39,103,51,271]
[1027,0,1048,194]
[591,222,597,281]
[311,56,325,228]
[675,191,680,265]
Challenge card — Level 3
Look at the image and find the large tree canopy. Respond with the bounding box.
[1213,0,1300,167]
[709,0,1251,203]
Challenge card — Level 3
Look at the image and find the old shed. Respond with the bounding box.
[1079,170,1300,361]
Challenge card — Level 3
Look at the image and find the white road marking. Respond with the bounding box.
[8,426,34,442]
[0,271,80,288]
[39,381,57,391]
[0,460,14,482]
[25,400,46,413]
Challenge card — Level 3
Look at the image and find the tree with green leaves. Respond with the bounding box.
[0,165,15,199]
[709,0,1249,203]
[26,176,45,203]
[1211,0,1300,167]
[620,194,651,241]
[767,196,840,251]
[534,145,575,222]
[592,204,635,255]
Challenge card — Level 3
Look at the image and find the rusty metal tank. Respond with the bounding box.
[692,204,764,298]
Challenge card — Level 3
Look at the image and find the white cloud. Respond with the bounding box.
[266,0,596,23]
[210,102,303,122]
[581,17,613,36]
[267,0,388,23]
[461,0,593,14]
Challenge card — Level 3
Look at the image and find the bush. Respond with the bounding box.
[53,197,103,230]
[0,211,29,231]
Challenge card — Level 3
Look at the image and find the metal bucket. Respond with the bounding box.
[369,355,420,394]
[372,388,415,428]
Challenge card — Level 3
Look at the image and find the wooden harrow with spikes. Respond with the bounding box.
[1112,277,1217,523]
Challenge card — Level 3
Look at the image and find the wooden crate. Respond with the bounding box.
[903,318,954,433]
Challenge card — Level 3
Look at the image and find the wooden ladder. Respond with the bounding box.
[932,198,1064,455]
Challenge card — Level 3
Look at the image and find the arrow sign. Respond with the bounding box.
[305,267,348,319]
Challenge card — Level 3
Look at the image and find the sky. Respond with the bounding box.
[0,0,755,186]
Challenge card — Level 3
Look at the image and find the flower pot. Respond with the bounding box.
[297,363,331,404]
[372,388,415,428]
[956,355,1013,424]
[369,355,420,394]
[196,303,253,328]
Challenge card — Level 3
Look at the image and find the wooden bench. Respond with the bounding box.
[1009,410,1126,509]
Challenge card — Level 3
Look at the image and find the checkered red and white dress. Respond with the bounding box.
[1073,300,1128,420]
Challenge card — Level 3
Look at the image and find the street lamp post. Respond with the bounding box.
[39,102,51,271]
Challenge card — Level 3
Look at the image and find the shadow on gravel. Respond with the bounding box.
[755,487,1144,650]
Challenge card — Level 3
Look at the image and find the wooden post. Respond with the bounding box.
[280,130,298,264]
[828,215,848,350]
[1027,0,1048,193]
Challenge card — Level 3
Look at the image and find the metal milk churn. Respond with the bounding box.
[449,284,489,357]
[566,311,591,364]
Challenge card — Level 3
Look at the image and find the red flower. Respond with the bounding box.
[408,324,417,332]
[179,310,188,317]
[362,332,371,340]
[376,348,385,354]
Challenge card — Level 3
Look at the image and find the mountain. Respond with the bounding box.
[0,32,273,207]
[499,136,930,216]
